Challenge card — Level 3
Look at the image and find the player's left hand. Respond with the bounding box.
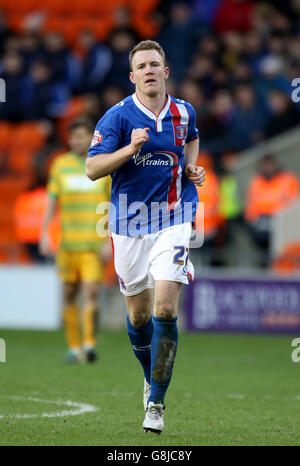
[185,164,206,186]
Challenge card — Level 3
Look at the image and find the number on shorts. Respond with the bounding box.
[173,246,189,266]
[173,246,185,265]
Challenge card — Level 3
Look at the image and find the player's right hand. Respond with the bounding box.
[129,127,150,154]
[39,234,52,257]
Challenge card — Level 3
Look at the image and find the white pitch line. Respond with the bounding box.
[0,396,99,420]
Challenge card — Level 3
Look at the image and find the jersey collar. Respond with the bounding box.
[132,93,171,132]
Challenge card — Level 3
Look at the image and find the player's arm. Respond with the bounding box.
[39,195,58,256]
[184,137,199,166]
[86,128,149,181]
[184,138,205,187]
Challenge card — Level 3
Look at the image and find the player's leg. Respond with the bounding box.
[143,280,181,434]
[126,289,154,404]
[111,232,155,407]
[62,281,81,362]
[57,250,82,362]
[143,222,193,433]
[81,281,100,362]
[150,280,181,402]
[79,251,103,362]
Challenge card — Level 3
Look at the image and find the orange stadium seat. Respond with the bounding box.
[0,174,34,263]
[15,0,40,12]
[128,0,160,14]
[78,16,113,42]
[5,13,26,33]
[71,0,104,15]
[58,16,113,45]
[0,175,33,199]
[9,123,46,151]
[99,0,130,12]
[0,122,11,149]
[131,12,160,39]
[43,16,68,35]
[7,148,36,174]
[42,0,73,15]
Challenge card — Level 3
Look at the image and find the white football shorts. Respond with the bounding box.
[111,222,194,296]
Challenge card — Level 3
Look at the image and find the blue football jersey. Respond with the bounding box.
[88,93,199,236]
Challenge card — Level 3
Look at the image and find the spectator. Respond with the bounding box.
[80,93,102,126]
[266,89,300,138]
[20,32,45,72]
[22,61,70,120]
[219,152,241,223]
[214,0,254,33]
[187,54,216,98]
[101,86,126,114]
[76,29,112,94]
[242,31,268,75]
[0,8,11,58]
[191,0,222,27]
[199,89,234,170]
[230,60,254,86]
[197,34,221,64]
[43,31,81,89]
[14,173,60,263]
[0,53,25,121]
[104,28,136,93]
[221,31,244,70]
[228,84,266,151]
[156,1,206,83]
[193,153,225,265]
[244,155,300,264]
[178,79,207,129]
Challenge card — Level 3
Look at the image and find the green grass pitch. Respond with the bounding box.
[0,328,299,446]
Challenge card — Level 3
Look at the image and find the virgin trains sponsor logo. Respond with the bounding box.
[133,151,178,167]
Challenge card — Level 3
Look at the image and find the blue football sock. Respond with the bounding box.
[126,314,154,384]
[148,316,178,405]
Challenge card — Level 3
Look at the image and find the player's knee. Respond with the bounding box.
[63,283,78,305]
[129,311,149,328]
[155,301,177,320]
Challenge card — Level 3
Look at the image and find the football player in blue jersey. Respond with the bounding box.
[86,40,205,434]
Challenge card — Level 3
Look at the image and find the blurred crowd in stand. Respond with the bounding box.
[0,0,300,271]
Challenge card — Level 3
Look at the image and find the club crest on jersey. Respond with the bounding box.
[91,130,102,147]
[176,125,188,140]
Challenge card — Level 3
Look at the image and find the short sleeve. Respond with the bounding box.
[88,109,121,157]
[47,159,60,198]
[186,103,199,143]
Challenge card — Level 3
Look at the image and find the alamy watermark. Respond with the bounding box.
[0,338,6,363]
[0,78,6,103]
[291,338,300,363]
[95,196,205,248]
[291,78,300,103]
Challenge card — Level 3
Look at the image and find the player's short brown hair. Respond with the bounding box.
[69,118,94,134]
[129,40,166,70]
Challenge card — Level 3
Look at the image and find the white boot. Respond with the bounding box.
[143,401,164,434]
